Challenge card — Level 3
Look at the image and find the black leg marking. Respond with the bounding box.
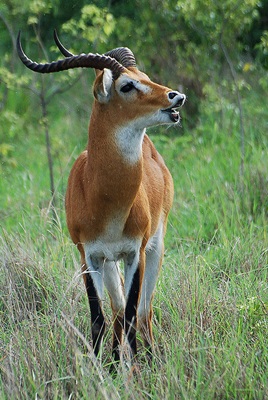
[85,272,105,356]
[124,267,140,356]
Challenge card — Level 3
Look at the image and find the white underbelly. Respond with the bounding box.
[84,235,141,262]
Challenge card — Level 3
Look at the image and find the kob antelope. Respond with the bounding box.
[17,31,186,364]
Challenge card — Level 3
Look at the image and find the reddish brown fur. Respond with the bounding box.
[17,33,185,364]
[65,65,182,362]
[66,69,174,245]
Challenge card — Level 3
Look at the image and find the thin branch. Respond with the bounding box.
[218,0,246,186]
[33,23,51,62]
[220,15,245,198]
[0,12,16,49]
[40,81,57,217]
[219,32,245,184]
[46,72,84,103]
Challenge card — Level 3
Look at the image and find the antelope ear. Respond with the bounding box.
[93,68,113,103]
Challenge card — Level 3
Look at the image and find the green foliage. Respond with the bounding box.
[238,296,268,338]
[256,30,268,68]
[0,67,30,89]
[62,4,115,51]
[177,0,260,38]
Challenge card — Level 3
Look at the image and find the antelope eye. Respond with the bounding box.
[120,82,135,93]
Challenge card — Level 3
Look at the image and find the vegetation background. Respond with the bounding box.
[0,0,267,399]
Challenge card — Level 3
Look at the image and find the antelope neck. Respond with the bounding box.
[86,112,145,209]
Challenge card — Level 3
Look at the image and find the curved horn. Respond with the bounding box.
[105,47,136,68]
[54,29,74,57]
[17,32,125,80]
[54,30,136,68]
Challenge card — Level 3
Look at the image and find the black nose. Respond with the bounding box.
[168,91,185,107]
[168,91,178,100]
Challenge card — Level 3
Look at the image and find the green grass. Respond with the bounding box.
[1,85,268,399]
[1,211,267,399]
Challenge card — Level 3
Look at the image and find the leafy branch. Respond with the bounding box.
[1,22,83,220]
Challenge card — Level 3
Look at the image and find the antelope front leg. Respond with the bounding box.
[83,252,106,357]
[124,249,145,357]
[83,271,105,356]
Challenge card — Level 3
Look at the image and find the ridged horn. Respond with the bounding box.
[105,48,136,68]
[17,31,125,80]
[54,29,136,68]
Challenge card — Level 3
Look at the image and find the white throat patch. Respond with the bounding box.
[115,125,146,164]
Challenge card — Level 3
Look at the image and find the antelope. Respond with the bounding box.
[17,31,186,365]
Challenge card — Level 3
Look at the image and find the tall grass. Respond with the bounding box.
[1,86,267,398]
[1,207,267,399]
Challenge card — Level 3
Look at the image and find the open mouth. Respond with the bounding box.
[162,107,180,123]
